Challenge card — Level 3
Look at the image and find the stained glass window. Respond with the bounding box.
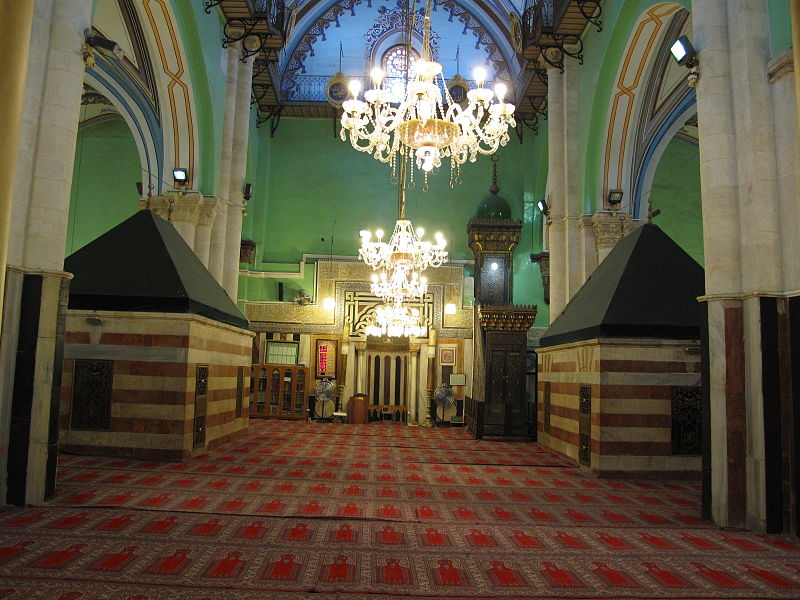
[381,45,419,102]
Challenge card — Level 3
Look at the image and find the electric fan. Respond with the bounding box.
[433,383,456,426]
[313,378,335,420]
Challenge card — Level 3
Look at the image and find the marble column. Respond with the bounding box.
[408,343,420,425]
[209,43,240,284]
[355,342,366,395]
[694,0,791,532]
[545,57,566,321]
[1,0,91,506]
[0,0,34,331]
[223,54,254,300]
[23,0,93,270]
[562,55,584,301]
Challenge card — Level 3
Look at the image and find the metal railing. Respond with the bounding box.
[522,0,570,48]
[281,74,485,104]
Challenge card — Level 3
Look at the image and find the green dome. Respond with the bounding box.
[477,193,512,219]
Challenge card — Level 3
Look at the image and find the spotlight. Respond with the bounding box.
[537,199,549,216]
[135,181,143,196]
[173,168,188,186]
[323,297,336,310]
[84,29,125,61]
[243,183,253,200]
[670,35,698,68]
[651,209,662,219]
[607,189,623,207]
[444,303,457,315]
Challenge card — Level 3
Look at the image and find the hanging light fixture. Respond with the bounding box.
[339,0,515,188]
[365,301,427,338]
[358,158,447,304]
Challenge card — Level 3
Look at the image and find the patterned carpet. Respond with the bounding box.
[1,420,800,599]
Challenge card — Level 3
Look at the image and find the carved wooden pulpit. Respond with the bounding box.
[467,218,537,440]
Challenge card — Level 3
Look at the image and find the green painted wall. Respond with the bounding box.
[67,119,141,255]
[769,0,792,56]
[239,116,551,322]
[649,136,703,265]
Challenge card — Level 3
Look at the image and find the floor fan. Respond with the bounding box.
[433,383,455,427]
[313,378,335,420]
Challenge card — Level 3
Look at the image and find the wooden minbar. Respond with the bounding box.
[466,217,537,441]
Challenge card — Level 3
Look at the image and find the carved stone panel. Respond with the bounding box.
[671,386,701,455]
[70,359,113,431]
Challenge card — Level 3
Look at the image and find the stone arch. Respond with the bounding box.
[599,2,694,217]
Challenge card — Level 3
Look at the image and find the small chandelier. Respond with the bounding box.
[365,301,427,338]
[359,162,447,304]
[339,0,515,188]
[359,220,447,274]
[370,268,428,303]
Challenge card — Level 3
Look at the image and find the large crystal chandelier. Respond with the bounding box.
[339,0,515,188]
[365,301,427,338]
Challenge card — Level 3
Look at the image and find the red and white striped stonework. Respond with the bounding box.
[60,310,254,460]
[537,338,702,478]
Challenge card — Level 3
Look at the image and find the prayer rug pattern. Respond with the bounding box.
[1,420,799,599]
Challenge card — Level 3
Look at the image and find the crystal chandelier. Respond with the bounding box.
[365,301,427,338]
[370,268,428,303]
[339,0,515,188]
[359,164,447,304]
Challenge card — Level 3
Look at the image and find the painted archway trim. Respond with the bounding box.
[141,0,198,189]
[600,2,683,209]
[86,63,164,194]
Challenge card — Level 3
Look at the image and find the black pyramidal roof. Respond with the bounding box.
[540,223,704,347]
[65,210,249,329]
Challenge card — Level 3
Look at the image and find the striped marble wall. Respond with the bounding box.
[537,338,702,478]
[60,310,254,459]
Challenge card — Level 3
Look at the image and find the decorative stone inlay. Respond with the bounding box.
[140,191,207,225]
[591,211,641,260]
[478,305,537,331]
[468,219,522,253]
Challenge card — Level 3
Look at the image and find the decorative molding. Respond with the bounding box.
[467,218,522,253]
[767,49,794,84]
[478,305,537,331]
[530,251,550,305]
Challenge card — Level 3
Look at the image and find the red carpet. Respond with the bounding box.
[1,420,800,598]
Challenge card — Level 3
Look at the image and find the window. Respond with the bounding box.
[266,341,298,365]
[381,45,419,102]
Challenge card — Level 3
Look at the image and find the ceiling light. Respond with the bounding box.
[322,297,336,310]
[444,303,457,314]
[339,0,515,188]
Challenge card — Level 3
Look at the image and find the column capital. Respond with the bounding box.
[591,211,640,258]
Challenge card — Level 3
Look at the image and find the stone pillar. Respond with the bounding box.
[562,55,584,301]
[23,0,93,270]
[223,54,255,300]
[209,43,240,284]
[355,342,366,395]
[545,58,566,321]
[0,0,91,506]
[0,0,34,331]
[408,343,420,425]
[694,0,789,532]
[195,197,218,267]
